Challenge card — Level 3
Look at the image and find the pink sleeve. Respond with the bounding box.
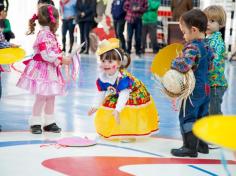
[37,30,62,66]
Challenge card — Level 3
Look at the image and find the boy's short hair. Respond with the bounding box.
[180,9,208,32]
[203,5,226,27]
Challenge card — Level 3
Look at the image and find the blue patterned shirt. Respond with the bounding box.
[207,31,227,87]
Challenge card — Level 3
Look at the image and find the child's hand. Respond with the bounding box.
[171,98,178,111]
[62,56,72,65]
[88,107,98,116]
[112,110,120,124]
[10,44,20,48]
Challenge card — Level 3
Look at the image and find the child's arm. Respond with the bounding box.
[171,44,199,73]
[113,89,130,124]
[0,41,10,49]
[115,89,130,112]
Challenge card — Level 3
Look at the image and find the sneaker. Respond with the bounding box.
[30,125,42,134]
[43,123,61,133]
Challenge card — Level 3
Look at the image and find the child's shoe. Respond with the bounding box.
[171,146,198,157]
[198,140,209,154]
[43,123,61,133]
[30,125,42,134]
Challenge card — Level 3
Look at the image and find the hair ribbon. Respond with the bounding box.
[31,14,38,22]
[47,5,56,23]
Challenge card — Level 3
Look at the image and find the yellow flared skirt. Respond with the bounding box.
[95,98,159,138]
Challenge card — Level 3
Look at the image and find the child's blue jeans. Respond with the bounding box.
[209,86,227,115]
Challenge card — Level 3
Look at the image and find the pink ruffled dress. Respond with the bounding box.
[17,26,65,96]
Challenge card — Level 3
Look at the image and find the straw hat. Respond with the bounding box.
[96,38,120,56]
[159,69,195,116]
[161,69,195,99]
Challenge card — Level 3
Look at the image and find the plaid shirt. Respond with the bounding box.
[171,39,213,73]
[124,0,148,23]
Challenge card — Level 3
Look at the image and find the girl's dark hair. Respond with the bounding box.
[0,4,4,12]
[27,5,59,35]
[37,0,54,5]
[180,9,208,32]
[100,48,131,69]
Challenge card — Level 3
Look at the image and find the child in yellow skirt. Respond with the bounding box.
[88,38,159,142]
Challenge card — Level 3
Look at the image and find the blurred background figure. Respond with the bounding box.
[171,0,193,21]
[111,0,126,52]
[124,0,148,56]
[60,0,77,53]
[141,0,160,54]
[0,5,14,41]
[76,0,96,54]
[0,0,8,12]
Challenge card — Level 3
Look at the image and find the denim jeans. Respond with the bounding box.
[62,19,76,52]
[113,19,126,51]
[78,21,93,53]
[209,86,227,115]
[127,17,142,55]
[141,23,159,53]
[179,87,210,134]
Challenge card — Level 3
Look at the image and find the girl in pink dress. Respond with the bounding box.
[17,5,71,134]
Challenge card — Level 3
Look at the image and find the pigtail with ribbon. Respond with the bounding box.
[26,13,38,35]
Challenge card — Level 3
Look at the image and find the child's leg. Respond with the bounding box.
[43,95,61,133]
[44,95,55,126]
[30,95,46,134]
[209,87,227,115]
[32,95,47,115]
[197,97,210,154]
[171,98,199,157]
